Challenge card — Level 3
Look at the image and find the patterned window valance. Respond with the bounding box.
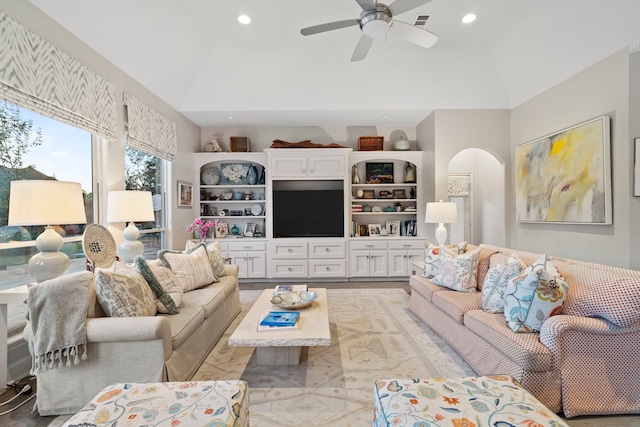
[0,12,118,140]
[123,92,176,162]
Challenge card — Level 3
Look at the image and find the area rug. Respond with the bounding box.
[193,288,476,427]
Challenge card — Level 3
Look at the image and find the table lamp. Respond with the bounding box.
[8,180,87,283]
[425,200,458,246]
[107,190,154,263]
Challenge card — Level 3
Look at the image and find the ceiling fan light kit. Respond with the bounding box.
[300,0,438,61]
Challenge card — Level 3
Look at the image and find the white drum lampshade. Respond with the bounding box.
[425,200,458,246]
[107,191,155,263]
[8,180,87,283]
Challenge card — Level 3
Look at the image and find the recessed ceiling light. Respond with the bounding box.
[228,116,233,120]
[462,13,476,24]
[238,15,251,25]
[382,115,389,118]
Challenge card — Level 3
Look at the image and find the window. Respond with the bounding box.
[0,101,94,329]
[125,146,166,258]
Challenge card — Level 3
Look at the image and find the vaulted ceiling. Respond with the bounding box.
[28,0,640,127]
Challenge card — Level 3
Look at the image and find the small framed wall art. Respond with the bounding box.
[366,162,394,184]
[177,181,193,208]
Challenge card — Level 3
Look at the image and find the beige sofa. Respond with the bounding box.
[23,264,241,416]
[408,243,640,418]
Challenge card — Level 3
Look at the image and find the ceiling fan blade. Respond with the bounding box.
[351,35,374,62]
[389,20,439,48]
[300,19,360,36]
[387,0,433,17]
[355,0,376,11]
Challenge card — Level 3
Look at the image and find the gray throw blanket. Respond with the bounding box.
[26,271,92,373]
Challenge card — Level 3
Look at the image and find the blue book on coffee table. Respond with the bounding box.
[259,311,300,327]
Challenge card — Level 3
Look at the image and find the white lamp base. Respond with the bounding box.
[29,226,70,283]
[435,223,448,247]
[119,222,144,263]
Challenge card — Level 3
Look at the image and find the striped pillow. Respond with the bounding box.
[158,244,217,292]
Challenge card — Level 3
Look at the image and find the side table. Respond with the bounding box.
[0,284,29,393]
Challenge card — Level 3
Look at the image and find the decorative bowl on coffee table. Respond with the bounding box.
[271,291,318,309]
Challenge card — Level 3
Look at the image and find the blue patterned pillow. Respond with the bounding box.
[95,268,156,317]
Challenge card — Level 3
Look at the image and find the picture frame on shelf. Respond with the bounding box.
[178,181,193,208]
[366,162,394,184]
[216,222,228,238]
[392,189,406,199]
[368,223,382,236]
[378,190,393,198]
[362,189,376,199]
[386,220,400,237]
[244,223,255,237]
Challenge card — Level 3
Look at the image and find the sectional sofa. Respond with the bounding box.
[408,243,640,418]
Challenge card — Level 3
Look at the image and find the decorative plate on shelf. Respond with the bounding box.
[251,204,262,216]
[220,163,250,184]
[201,167,220,185]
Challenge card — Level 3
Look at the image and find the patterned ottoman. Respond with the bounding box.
[374,375,568,427]
[63,381,249,427]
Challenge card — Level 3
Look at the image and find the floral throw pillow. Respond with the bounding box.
[431,247,481,292]
[481,253,526,313]
[95,268,157,317]
[503,254,569,333]
[423,241,468,278]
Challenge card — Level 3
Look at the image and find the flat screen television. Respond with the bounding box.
[273,182,344,238]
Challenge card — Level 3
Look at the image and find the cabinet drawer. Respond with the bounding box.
[309,241,346,258]
[271,261,308,278]
[387,240,426,250]
[269,241,307,258]
[228,241,266,252]
[309,260,346,277]
[349,240,388,251]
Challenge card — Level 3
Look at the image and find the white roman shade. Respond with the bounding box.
[0,12,118,140]
[123,92,177,162]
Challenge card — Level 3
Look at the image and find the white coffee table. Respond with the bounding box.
[228,288,331,365]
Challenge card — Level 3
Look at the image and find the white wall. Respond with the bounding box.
[417,109,511,245]
[1,0,202,251]
[628,50,640,269]
[510,48,631,267]
[449,149,506,246]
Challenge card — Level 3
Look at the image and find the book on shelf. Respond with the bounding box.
[273,284,307,294]
[257,311,301,332]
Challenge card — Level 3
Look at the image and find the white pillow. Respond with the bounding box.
[431,247,481,292]
[135,257,182,314]
[503,254,569,333]
[158,244,216,292]
[481,253,526,313]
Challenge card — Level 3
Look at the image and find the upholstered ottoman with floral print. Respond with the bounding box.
[63,381,249,427]
[373,375,568,427]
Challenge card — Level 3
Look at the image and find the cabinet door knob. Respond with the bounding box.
[326,266,330,271]
[288,267,293,271]
[288,248,293,253]
[325,247,330,252]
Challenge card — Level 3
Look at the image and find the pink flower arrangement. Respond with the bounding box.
[186,218,217,239]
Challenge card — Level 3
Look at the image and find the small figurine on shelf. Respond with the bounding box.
[204,135,223,152]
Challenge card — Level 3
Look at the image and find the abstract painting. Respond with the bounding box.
[515,116,611,224]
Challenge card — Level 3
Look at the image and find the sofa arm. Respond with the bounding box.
[86,316,172,358]
[224,264,239,277]
[540,315,640,417]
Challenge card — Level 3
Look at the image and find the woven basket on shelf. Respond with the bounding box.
[358,136,384,151]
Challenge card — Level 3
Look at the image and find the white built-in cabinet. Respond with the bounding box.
[192,148,426,279]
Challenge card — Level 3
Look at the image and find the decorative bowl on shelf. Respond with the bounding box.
[270,291,318,310]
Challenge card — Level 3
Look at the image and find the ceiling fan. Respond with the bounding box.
[300,0,438,61]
